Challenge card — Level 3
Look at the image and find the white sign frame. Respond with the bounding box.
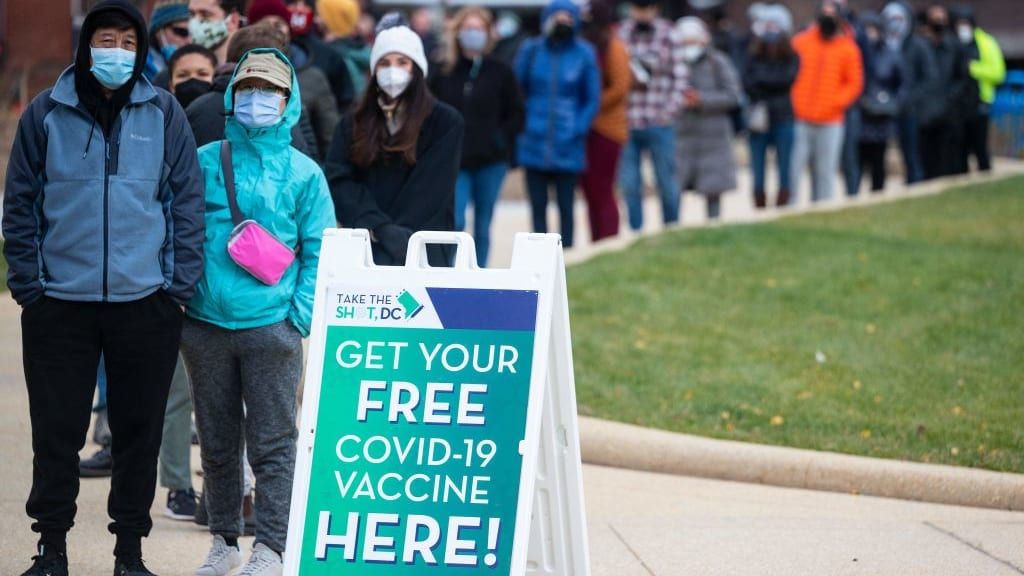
[283,229,589,576]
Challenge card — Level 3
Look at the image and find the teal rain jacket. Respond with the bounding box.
[186,48,335,336]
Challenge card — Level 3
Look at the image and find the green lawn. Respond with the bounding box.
[568,176,1024,474]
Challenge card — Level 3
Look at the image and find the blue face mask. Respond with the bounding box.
[234,88,285,129]
[458,29,489,53]
[160,44,178,61]
[90,47,136,90]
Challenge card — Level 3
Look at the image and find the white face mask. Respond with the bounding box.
[957,25,973,44]
[681,45,705,63]
[496,15,520,39]
[376,66,412,99]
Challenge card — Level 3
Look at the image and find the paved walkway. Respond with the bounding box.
[2,164,1023,574]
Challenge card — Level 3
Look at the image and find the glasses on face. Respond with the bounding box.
[92,35,138,50]
[169,26,190,38]
[237,86,289,98]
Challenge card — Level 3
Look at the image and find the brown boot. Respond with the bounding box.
[776,189,791,207]
[753,191,767,209]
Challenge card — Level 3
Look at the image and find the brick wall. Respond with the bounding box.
[5,0,72,69]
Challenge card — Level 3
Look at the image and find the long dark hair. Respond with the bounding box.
[583,0,615,55]
[352,65,435,167]
[749,35,795,61]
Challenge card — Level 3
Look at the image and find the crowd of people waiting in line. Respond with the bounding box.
[521,0,1004,237]
[1,0,1008,575]
[76,0,1012,258]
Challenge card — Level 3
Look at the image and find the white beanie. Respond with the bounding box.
[747,2,768,23]
[370,26,428,77]
[761,4,794,35]
[676,17,709,44]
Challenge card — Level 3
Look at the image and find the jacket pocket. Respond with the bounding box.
[106,177,166,298]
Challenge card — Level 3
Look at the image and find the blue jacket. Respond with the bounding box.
[186,49,335,336]
[3,68,205,305]
[515,0,601,173]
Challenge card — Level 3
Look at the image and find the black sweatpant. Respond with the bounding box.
[21,292,182,553]
[962,112,992,172]
[858,142,888,193]
[525,169,577,248]
[920,121,963,180]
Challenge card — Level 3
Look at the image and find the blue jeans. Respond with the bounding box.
[619,125,680,230]
[748,121,795,197]
[898,113,923,184]
[455,163,508,267]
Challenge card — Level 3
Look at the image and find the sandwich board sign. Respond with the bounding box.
[284,229,590,576]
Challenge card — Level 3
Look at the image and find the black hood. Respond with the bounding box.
[211,66,235,94]
[75,0,149,134]
[949,5,977,27]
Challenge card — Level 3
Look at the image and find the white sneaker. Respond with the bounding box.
[195,535,242,576]
[237,543,283,576]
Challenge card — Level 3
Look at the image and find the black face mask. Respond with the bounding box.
[550,22,575,42]
[635,21,654,34]
[174,78,213,109]
[818,15,838,38]
[929,21,947,36]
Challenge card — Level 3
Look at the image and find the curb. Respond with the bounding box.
[566,165,1024,511]
[578,416,1024,511]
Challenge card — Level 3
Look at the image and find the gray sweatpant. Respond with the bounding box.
[790,121,845,204]
[181,318,303,554]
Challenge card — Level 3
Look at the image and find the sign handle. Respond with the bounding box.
[404,231,478,270]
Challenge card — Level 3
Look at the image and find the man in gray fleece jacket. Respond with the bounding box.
[3,1,204,574]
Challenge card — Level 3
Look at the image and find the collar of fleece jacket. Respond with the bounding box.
[222,48,303,152]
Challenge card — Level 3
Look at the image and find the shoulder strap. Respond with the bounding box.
[220,140,243,225]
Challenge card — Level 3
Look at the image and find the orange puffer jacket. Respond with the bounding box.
[791,25,864,124]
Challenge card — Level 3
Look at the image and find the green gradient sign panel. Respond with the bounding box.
[296,321,537,574]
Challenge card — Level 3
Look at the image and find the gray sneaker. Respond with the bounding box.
[92,409,111,446]
[194,535,241,576]
[237,544,282,576]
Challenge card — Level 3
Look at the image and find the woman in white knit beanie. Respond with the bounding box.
[326,25,466,267]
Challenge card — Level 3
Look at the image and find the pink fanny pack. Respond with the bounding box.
[221,141,296,285]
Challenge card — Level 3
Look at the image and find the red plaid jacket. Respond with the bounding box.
[619,18,689,130]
